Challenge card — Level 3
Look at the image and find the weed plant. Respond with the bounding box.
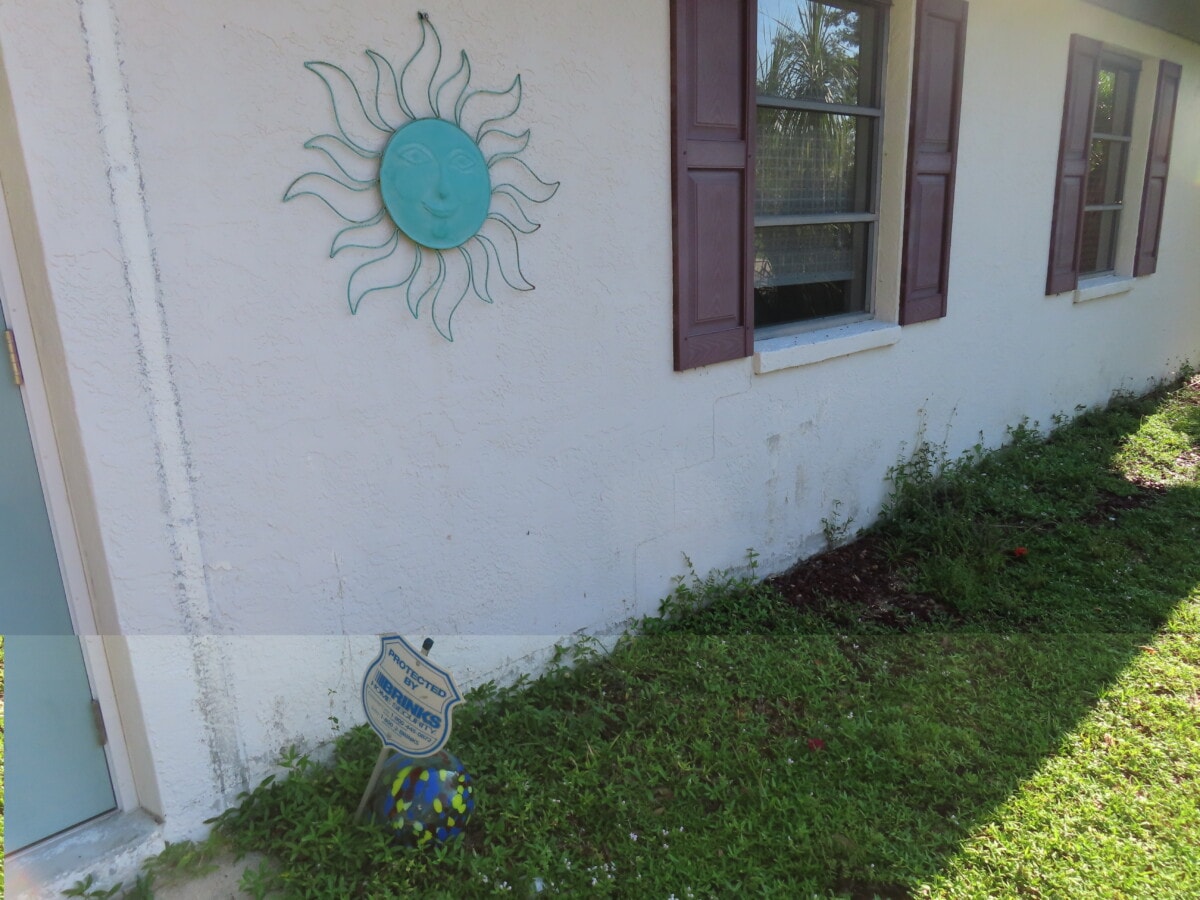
[84,371,1200,898]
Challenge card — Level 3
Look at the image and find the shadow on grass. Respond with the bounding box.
[449,502,1200,897]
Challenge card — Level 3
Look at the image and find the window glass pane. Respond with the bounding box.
[1079,210,1119,274]
[754,223,867,326]
[756,109,865,215]
[1092,64,1136,136]
[1086,138,1128,206]
[1093,66,1118,134]
[757,1,872,106]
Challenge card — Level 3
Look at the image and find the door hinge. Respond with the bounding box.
[4,328,23,386]
[91,697,109,746]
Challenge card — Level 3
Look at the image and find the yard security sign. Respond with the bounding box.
[362,634,461,757]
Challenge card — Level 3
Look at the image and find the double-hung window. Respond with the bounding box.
[753,1,884,333]
[1047,36,1182,294]
[1079,52,1139,276]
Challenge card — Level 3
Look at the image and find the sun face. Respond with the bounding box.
[285,13,559,341]
[381,119,491,249]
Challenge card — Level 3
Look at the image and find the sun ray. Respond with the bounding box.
[476,225,534,292]
[489,156,560,203]
[475,76,522,142]
[305,132,382,163]
[488,193,541,234]
[347,232,403,313]
[460,75,522,143]
[400,14,440,121]
[284,172,383,223]
[420,15,444,118]
[487,208,538,236]
[412,250,447,320]
[405,245,426,318]
[366,50,411,131]
[303,62,392,153]
[423,17,445,120]
[330,211,396,258]
[391,25,426,121]
[435,51,471,122]
[479,128,530,166]
[431,249,474,341]
[464,237,495,305]
[303,135,381,185]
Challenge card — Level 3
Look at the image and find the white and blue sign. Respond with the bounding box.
[361,634,462,757]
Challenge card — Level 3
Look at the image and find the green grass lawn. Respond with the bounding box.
[91,371,1200,898]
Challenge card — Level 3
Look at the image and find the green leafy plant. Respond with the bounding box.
[63,874,124,899]
[139,837,224,885]
[820,499,856,550]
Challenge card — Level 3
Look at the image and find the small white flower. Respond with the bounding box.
[630,832,639,841]
[847,711,854,719]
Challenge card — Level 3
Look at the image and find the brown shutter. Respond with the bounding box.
[1133,59,1182,277]
[671,0,755,371]
[900,0,968,325]
[1046,34,1102,295]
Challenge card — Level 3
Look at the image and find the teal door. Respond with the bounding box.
[1,304,116,850]
[6,638,118,849]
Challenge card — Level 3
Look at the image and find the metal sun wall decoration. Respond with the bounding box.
[285,13,559,341]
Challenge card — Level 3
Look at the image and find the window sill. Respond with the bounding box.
[753,319,901,374]
[1074,274,1134,304]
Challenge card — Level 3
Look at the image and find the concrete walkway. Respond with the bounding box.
[148,852,265,900]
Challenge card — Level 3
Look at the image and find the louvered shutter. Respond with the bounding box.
[900,0,968,325]
[671,0,755,371]
[1046,34,1102,295]
[1133,60,1182,277]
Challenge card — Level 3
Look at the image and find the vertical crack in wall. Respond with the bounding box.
[78,0,247,804]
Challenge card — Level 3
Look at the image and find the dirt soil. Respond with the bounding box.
[765,532,953,630]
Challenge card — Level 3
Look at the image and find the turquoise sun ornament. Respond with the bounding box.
[284,13,559,341]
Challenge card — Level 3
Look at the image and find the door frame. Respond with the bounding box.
[0,162,143,837]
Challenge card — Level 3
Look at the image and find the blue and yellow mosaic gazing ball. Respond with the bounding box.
[371,750,475,846]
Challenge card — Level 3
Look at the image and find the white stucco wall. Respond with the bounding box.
[1,0,1198,873]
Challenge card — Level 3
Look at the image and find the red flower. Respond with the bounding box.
[808,738,826,752]
[1013,547,1028,557]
